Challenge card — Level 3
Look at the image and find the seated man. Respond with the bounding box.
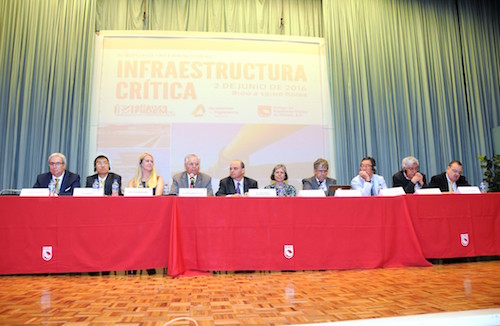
[428,160,470,192]
[302,158,337,195]
[351,156,387,196]
[85,155,122,196]
[170,154,214,196]
[33,152,80,195]
[216,160,258,196]
[392,156,426,193]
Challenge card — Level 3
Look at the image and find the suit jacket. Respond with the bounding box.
[216,176,258,196]
[392,170,427,194]
[428,173,470,192]
[302,176,337,194]
[33,171,80,196]
[170,171,213,196]
[85,172,122,196]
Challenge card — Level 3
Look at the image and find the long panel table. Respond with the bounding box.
[1,194,499,276]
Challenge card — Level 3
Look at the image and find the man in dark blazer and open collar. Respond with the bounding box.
[85,155,122,196]
[33,152,80,195]
[216,160,258,196]
[169,154,214,196]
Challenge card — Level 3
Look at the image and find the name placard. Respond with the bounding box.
[457,186,481,194]
[379,187,406,197]
[124,188,153,197]
[298,189,326,197]
[179,188,208,197]
[248,189,276,197]
[415,188,442,195]
[73,188,103,197]
[20,188,50,197]
[334,189,362,197]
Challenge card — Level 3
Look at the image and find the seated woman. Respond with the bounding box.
[264,164,296,197]
[128,152,165,196]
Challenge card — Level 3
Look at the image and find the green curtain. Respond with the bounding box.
[0,0,95,190]
[458,0,500,157]
[96,0,325,36]
[323,0,499,185]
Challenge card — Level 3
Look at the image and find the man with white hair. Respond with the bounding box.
[169,154,213,196]
[34,152,80,195]
[392,156,426,193]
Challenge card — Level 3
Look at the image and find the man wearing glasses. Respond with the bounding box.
[351,156,387,196]
[428,160,470,193]
[85,155,122,196]
[33,152,80,195]
[302,158,337,194]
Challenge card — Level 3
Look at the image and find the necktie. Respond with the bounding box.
[190,176,195,188]
[55,178,60,194]
[236,182,241,194]
[100,180,104,189]
[449,181,454,193]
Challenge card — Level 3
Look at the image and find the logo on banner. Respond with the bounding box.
[460,233,469,247]
[284,244,294,259]
[257,105,272,118]
[42,246,53,261]
[192,104,205,117]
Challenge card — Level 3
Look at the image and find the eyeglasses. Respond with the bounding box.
[49,162,63,166]
[360,164,372,168]
[96,162,109,166]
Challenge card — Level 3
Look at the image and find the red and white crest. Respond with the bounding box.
[460,233,469,247]
[42,246,53,261]
[284,244,294,259]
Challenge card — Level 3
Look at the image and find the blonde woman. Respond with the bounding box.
[127,152,165,196]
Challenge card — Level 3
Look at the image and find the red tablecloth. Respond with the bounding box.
[406,193,500,258]
[167,196,430,277]
[0,197,171,274]
[2,194,498,276]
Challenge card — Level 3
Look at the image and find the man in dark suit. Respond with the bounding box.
[429,160,470,192]
[170,154,214,195]
[216,160,258,196]
[33,152,80,195]
[302,158,337,195]
[392,156,426,193]
[85,155,122,196]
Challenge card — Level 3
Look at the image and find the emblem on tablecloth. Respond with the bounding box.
[460,233,469,247]
[284,244,294,259]
[42,246,53,261]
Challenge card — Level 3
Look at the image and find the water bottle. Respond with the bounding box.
[414,182,422,193]
[48,179,56,197]
[112,179,120,196]
[92,178,99,189]
[277,186,284,197]
[163,183,169,195]
[479,181,487,193]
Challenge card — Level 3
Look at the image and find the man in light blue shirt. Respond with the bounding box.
[351,157,387,196]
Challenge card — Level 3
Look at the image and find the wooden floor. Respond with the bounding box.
[1,261,499,325]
